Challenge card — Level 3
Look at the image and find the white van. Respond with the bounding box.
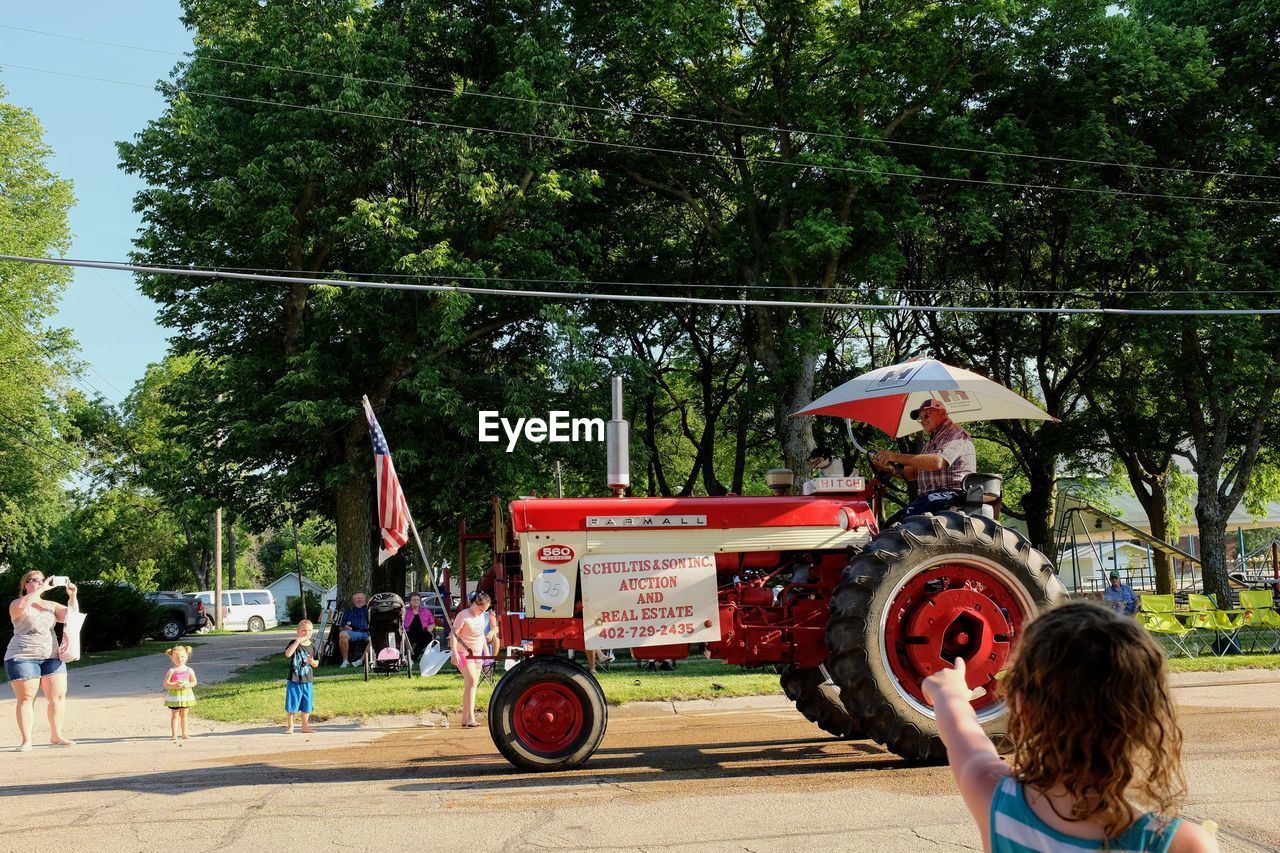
[193,589,279,632]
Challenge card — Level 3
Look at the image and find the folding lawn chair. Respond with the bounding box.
[1238,590,1280,654]
[1185,594,1245,657]
[1138,594,1198,658]
[477,653,499,687]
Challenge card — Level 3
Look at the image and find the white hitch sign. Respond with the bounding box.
[579,553,722,650]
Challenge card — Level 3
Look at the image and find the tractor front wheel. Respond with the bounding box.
[488,656,607,771]
[779,665,863,739]
[826,511,1066,762]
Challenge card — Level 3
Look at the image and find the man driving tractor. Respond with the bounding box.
[871,398,975,526]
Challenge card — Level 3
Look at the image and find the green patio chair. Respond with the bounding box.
[1138,595,1198,658]
[1186,594,1245,656]
[1238,589,1280,654]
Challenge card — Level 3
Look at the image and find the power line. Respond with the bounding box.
[0,406,81,469]
[0,308,125,404]
[3,22,1276,184]
[4,254,1280,317]
[3,60,1277,207]
[90,267,154,326]
[192,261,1280,299]
[0,416,80,472]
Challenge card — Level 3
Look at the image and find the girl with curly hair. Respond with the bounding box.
[923,601,1217,852]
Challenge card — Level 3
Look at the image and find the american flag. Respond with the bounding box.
[362,396,410,564]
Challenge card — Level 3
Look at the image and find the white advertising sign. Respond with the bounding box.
[579,553,721,651]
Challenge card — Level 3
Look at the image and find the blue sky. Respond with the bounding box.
[0,3,191,405]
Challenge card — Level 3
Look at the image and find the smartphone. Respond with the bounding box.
[48,576,70,587]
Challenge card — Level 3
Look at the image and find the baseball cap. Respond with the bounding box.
[909,398,947,420]
[1109,570,1120,579]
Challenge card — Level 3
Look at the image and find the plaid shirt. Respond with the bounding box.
[916,421,975,492]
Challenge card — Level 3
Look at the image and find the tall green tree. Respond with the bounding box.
[0,86,80,563]
[912,0,1222,554]
[1127,0,1280,604]
[571,0,1020,472]
[120,0,605,599]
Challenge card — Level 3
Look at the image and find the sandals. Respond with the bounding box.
[50,738,75,747]
[462,722,481,728]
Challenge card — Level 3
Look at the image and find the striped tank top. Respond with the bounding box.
[990,776,1180,852]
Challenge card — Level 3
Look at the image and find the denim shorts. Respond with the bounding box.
[4,657,66,681]
[344,630,369,642]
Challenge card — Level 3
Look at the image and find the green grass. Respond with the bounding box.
[0,639,204,683]
[1155,626,1280,669]
[1167,653,1280,672]
[193,656,785,725]
[69,639,205,669]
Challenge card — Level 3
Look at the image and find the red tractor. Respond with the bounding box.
[473,381,1065,771]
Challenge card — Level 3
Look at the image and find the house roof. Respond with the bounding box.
[1060,540,1150,558]
[265,572,327,593]
[1050,478,1280,535]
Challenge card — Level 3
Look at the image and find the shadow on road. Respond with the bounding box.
[0,733,922,799]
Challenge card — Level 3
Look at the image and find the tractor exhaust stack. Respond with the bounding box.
[607,376,630,496]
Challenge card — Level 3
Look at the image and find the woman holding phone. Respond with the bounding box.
[5,571,78,751]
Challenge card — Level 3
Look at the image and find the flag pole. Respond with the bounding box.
[361,394,453,627]
[404,504,453,625]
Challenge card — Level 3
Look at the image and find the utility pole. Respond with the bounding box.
[213,392,227,630]
[214,507,224,630]
[294,515,306,621]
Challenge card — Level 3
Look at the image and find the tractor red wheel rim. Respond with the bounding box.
[512,682,585,754]
[882,562,1032,715]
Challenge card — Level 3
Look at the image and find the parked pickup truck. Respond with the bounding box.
[144,591,206,641]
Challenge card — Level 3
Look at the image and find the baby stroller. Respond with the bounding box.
[363,592,413,681]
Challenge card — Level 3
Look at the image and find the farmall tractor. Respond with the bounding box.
[476,379,1066,771]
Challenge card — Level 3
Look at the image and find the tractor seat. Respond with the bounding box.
[963,474,1003,520]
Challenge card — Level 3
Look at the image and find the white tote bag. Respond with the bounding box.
[417,640,452,677]
[58,606,87,663]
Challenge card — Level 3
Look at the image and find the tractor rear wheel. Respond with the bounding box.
[488,656,607,771]
[779,665,863,739]
[826,511,1066,762]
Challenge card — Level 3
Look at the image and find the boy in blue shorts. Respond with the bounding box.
[284,620,318,733]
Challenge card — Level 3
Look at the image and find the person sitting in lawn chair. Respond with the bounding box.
[1103,570,1138,616]
[404,592,436,660]
[337,592,370,668]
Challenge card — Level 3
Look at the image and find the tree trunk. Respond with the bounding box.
[182,518,209,589]
[1195,492,1231,606]
[1148,504,1175,595]
[642,388,670,496]
[1117,453,1176,594]
[334,469,373,600]
[373,547,407,597]
[746,305,819,483]
[731,370,753,495]
[1020,465,1056,557]
[778,354,818,477]
[697,357,730,496]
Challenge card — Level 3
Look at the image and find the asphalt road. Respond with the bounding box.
[2,636,1278,852]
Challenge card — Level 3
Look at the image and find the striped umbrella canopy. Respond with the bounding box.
[793,358,1056,438]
